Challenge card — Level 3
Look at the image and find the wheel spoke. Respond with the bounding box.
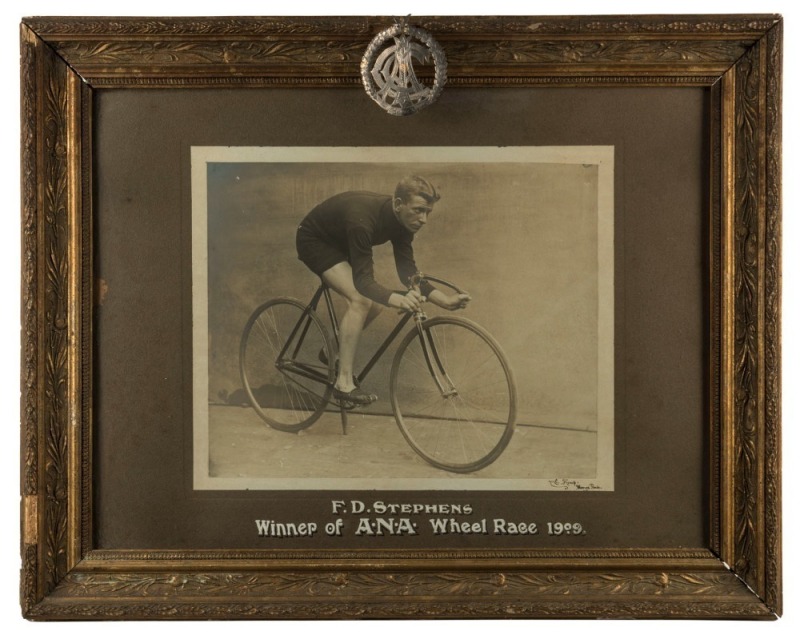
[240,299,332,432]
[391,318,515,472]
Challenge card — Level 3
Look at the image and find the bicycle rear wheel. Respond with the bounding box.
[240,297,335,432]
[390,316,516,473]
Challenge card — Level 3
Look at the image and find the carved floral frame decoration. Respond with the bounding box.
[20,15,781,619]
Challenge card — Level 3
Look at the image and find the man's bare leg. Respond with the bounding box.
[320,262,381,396]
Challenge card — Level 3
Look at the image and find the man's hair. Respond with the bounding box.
[394,175,441,204]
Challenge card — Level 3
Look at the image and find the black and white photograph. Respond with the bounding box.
[192,146,614,490]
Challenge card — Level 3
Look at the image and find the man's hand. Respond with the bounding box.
[443,292,472,311]
[389,289,425,312]
[428,289,471,311]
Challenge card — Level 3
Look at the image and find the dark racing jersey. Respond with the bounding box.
[298,191,432,305]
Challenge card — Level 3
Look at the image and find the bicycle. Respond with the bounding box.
[239,274,517,473]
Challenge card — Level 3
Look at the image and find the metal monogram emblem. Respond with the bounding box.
[361,20,447,116]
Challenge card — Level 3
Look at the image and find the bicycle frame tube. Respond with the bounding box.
[276,286,325,363]
[278,360,329,385]
[291,314,314,360]
[313,276,463,390]
[322,286,340,344]
[356,311,414,384]
[315,283,416,385]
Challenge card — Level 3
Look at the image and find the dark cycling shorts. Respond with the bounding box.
[295,225,348,277]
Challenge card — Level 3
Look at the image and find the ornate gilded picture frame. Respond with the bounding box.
[20,15,782,619]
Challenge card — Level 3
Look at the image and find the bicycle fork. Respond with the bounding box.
[414,314,458,399]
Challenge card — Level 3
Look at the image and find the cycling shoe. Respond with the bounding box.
[332,386,377,406]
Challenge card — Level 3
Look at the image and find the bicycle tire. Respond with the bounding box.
[390,316,517,473]
[240,297,335,432]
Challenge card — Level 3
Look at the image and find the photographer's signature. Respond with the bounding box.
[548,478,603,491]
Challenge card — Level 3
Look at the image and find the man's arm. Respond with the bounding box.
[392,238,469,311]
[391,237,435,297]
[347,228,393,305]
[348,228,424,311]
[427,288,472,311]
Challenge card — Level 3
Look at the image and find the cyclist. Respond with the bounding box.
[295,175,471,405]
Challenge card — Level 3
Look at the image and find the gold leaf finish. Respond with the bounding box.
[50,570,752,599]
[763,22,782,615]
[39,32,71,598]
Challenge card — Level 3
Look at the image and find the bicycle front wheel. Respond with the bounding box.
[240,297,335,432]
[390,316,516,473]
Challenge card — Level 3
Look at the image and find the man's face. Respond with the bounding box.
[394,194,434,233]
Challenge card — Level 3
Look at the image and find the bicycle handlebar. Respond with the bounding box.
[409,272,467,296]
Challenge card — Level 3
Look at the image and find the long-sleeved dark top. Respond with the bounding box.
[299,191,432,306]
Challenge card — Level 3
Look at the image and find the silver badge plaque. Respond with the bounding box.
[361,21,447,116]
